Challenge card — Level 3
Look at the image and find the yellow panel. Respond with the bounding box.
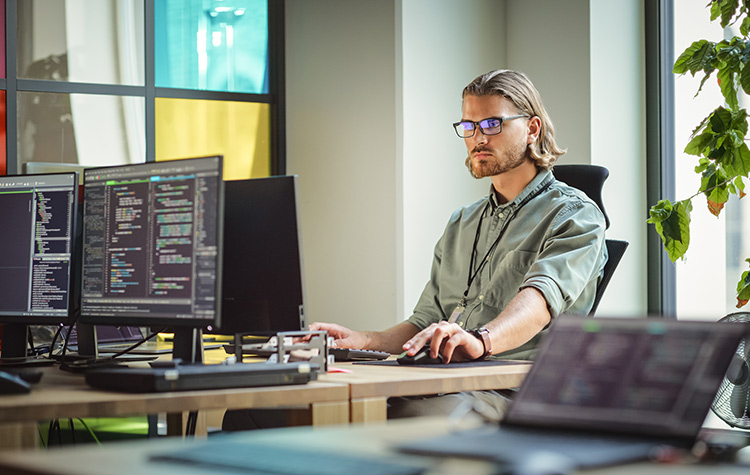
[155,98,270,180]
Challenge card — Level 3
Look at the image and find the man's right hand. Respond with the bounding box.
[309,322,368,349]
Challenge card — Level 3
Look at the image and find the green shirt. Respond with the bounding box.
[406,169,608,360]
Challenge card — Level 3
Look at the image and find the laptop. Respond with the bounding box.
[397,316,749,470]
[65,325,221,355]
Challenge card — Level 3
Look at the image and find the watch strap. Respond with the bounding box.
[471,327,492,359]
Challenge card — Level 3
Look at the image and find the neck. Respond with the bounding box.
[490,159,539,204]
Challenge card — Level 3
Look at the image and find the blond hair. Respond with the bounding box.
[462,70,565,169]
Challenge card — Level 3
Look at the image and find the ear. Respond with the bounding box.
[527,116,542,144]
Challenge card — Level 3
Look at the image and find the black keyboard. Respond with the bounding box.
[329,348,390,362]
[152,439,427,475]
[222,344,390,362]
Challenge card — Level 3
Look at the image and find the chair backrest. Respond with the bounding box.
[551,164,610,229]
[552,164,628,315]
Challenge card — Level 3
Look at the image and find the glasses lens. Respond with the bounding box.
[455,122,474,138]
[479,118,502,135]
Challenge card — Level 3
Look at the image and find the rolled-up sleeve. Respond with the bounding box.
[521,199,607,317]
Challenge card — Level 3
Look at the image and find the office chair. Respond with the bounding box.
[552,164,629,315]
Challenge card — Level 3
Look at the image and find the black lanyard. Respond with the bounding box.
[461,177,554,306]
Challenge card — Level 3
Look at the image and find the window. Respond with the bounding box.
[2,0,283,180]
[650,0,750,319]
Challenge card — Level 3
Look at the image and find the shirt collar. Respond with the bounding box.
[488,169,553,211]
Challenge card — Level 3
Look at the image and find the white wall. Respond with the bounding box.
[507,0,647,315]
[589,0,647,316]
[285,0,398,329]
[400,0,506,322]
[506,0,592,165]
[286,0,648,332]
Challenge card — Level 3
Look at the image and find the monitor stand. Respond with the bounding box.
[172,328,205,364]
[0,324,55,367]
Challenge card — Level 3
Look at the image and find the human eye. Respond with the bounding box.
[482,118,502,129]
[459,121,475,132]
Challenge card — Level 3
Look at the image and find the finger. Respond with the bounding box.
[403,325,437,354]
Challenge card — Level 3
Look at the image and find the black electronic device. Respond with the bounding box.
[397,345,444,365]
[84,361,318,393]
[79,156,224,363]
[0,172,80,366]
[214,175,307,336]
[711,311,750,429]
[328,347,390,362]
[0,370,33,394]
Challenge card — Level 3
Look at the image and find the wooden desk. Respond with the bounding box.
[0,416,745,475]
[321,360,531,423]
[0,364,349,450]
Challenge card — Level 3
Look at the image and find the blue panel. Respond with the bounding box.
[155,0,268,94]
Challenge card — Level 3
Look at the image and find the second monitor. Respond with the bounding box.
[217,175,307,336]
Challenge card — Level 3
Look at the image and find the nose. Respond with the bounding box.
[473,128,488,145]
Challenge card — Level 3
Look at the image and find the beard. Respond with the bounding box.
[464,141,529,179]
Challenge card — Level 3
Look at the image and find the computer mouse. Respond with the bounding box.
[0,370,32,395]
[397,345,444,365]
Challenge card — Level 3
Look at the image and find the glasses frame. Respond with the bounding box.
[452,115,530,138]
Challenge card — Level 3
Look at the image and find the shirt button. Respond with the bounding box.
[497,212,504,218]
[479,295,484,300]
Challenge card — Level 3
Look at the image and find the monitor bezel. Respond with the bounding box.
[78,156,224,329]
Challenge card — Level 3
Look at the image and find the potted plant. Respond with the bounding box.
[649,0,750,308]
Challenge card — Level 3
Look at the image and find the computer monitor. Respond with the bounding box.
[0,172,80,364]
[216,175,307,335]
[79,156,224,362]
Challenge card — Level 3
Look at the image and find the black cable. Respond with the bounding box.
[109,327,169,359]
[46,420,55,447]
[69,418,76,445]
[186,411,198,436]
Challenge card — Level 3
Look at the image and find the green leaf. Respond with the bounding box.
[648,200,692,262]
[742,14,750,35]
[647,199,672,224]
[674,40,714,75]
[741,58,750,94]
[727,143,750,176]
[735,175,746,192]
[701,166,730,204]
[684,132,714,156]
[737,268,750,308]
[717,0,740,27]
[710,106,733,133]
[711,0,722,22]
[717,66,739,109]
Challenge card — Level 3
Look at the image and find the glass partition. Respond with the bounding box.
[155,97,269,180]
[18,91,145,171]
[17,0,144,85]
[155,0,269,93]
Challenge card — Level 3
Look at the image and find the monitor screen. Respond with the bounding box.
[216,175,307,335]
[80,156,224,329]
[0,172,79,324]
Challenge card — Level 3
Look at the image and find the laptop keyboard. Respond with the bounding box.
[152,440,426,475]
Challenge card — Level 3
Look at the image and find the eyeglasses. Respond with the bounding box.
[452,115,529,138]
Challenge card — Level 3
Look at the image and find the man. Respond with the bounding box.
[313,69,606,362]
[309,70,607,417]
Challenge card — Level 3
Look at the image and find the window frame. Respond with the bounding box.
[2,0,285,175]
[645,0,677,317]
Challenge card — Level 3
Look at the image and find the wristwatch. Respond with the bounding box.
[470,327,492,359]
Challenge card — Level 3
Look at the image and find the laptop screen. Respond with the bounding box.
[505,317,748,439]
